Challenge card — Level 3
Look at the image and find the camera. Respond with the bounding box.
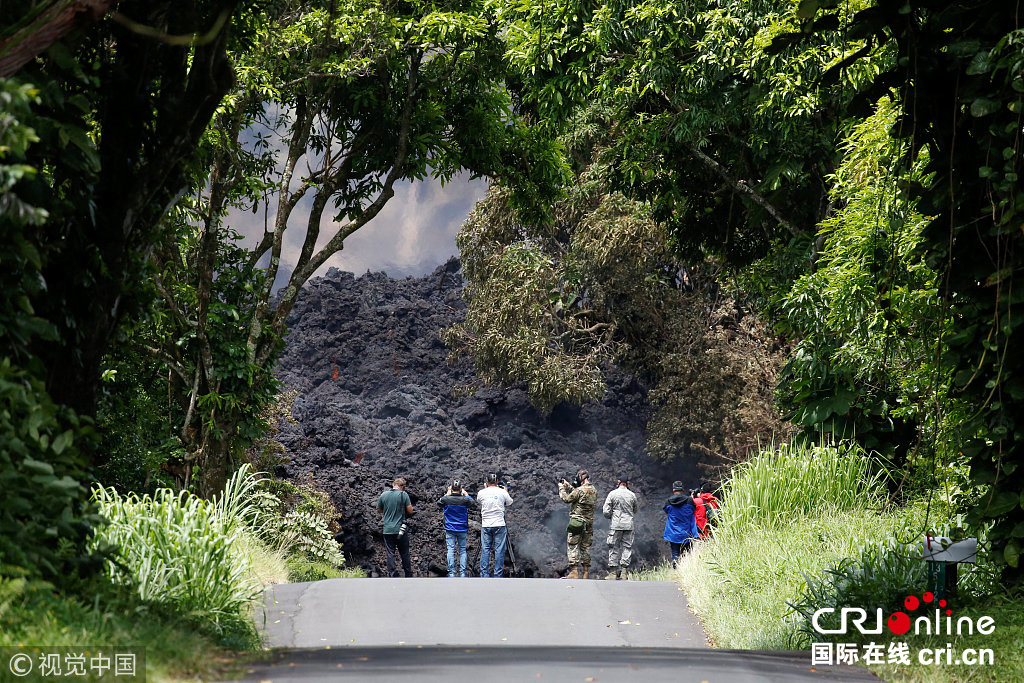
[397,521,409,539]
[558,474,581,488]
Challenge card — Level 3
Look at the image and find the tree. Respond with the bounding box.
[498,0,889,265]
[447,103,792,464]
[777,99,946,470]
[7,0,245,422]
[1,1,265,577]
[778,0,1024,582]
[139,0,564,497]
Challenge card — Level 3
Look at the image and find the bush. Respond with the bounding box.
[91,485,259,635]
[0,362,102,582]
[789,537,928,643]
[250,474,346,567]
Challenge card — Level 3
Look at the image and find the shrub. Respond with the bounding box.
[249,474,345,567]
[91,485,259,633]
[789,537,928,644]
[0,362,102,582]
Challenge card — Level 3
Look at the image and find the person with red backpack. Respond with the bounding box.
[692,485,720,539]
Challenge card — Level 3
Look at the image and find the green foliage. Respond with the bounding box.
[789,0,1024,585]
[778,99,946,464]
[500,0,888,264]
[717,441,885,534]
[0,362,102,581]
[450,105,791,460]
[285,557,353,582]
[789,537,927,641]
[94,350,181,493]
[91,485,260,633]
[1,77,100,583]
[250,475,346,567]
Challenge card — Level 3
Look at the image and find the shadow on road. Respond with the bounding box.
[232,645,880,682]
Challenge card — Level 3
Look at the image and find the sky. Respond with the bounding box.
[228,171,488,288]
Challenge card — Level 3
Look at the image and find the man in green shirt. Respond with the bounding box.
[376,477,414,577]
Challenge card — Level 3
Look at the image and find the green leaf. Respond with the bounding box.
[21,458,54,476]
[1005,539,1021,568]
[970,97,1001,117]
[796,0,820,19]
[51,429,73,455]
[981,490,1021,517]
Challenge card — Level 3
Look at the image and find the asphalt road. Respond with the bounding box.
[240,578,878,682]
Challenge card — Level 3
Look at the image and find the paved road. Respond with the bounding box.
[259,577,707,649]
[241,578,877,682]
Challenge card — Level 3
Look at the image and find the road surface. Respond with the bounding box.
[237,577,877,682]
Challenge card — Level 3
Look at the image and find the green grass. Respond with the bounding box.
[0,577,234,681]
[673,441,1024,681]
[872,597,1024,683]
[678,505,925,649]
[717,441,884,534]
[92,485,261,633]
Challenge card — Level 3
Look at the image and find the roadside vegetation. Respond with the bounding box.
[1,465,357,679]
[676,442,1024,682]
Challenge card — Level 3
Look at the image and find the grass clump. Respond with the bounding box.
[92,484,260,644]
[0,575,233,681]
[717,441,883,534]
[675,440,1024,681]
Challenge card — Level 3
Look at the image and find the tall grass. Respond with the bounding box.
[677,440,916,649]
[717,441,885,534]
[92,484,260,632]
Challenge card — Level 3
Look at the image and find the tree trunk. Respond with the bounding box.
[194,421,236,501]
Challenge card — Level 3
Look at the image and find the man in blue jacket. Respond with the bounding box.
[663,481,700,567]
[437,479,477,577]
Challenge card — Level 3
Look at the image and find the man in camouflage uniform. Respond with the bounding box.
[558,468,598,579]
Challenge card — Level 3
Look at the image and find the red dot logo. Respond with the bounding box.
[888,612,912,635]
[946,609,952,616]
[904,596,920,611]
[939,599,947,607]
[923,592,934,603]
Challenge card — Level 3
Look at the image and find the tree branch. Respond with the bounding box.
[685,143,801,238]
[0,0,113,78]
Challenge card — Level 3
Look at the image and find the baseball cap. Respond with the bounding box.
[672,480,684,491]
[618,475,630,483]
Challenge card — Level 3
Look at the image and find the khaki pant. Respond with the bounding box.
[607,528,634,568]
[567,521,593,565]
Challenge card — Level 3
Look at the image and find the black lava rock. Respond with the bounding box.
[275,259,700,577]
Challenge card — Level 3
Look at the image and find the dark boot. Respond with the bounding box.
[615,567,622,580]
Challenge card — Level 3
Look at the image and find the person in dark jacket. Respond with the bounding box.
[663,481,700,566]
[437,479,477,577]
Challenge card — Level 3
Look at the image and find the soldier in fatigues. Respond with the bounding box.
[558,469,598,579]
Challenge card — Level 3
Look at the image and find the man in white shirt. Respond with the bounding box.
[477,473,513,577]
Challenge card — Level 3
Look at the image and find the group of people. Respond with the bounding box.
[663,480,719,566]
[374,472,719,578]
[375,473,513,578]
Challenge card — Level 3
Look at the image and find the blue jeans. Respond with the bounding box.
[446,530,467,577]
[480,526,507,577]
